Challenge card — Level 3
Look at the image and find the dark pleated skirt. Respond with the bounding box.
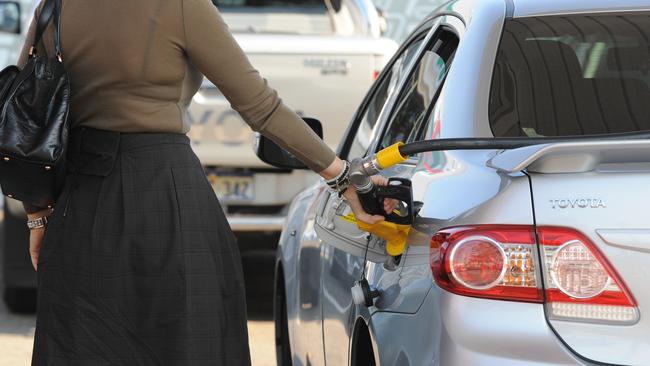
[32,127,251,365]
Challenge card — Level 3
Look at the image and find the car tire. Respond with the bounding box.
[3,286,37,314]
[351,320,377,366]
[274,267,292,366]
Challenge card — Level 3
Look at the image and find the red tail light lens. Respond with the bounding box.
[430,225,639,324]
[538,227,638,323]
[449,236,506,289]
[431,226,543,303]
[549,240,609,299]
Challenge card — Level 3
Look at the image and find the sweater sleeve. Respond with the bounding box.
[181,0,336,172]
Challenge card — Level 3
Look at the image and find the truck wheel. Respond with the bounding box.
[274,267,292,366]
[3,287,37,314]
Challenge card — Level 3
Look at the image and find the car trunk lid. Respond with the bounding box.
[490,140,650,365]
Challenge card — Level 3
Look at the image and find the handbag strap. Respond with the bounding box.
[30,0,63,60]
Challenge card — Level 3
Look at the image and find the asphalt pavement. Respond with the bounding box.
[0,216,277,366]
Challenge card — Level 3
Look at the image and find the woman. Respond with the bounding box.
[19,0,390,364]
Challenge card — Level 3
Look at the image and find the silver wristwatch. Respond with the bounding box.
[27,215,50,230]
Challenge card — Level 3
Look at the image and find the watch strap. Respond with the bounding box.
[27,215,49,230]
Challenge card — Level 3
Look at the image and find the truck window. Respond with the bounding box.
[379,29,458,149]
[211,0,331,35]
[489,14,650,137]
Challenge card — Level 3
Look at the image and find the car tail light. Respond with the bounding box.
[431,226,543,303]
[430,225,639,324]
[373,70,380,80]
[538,227,638,324]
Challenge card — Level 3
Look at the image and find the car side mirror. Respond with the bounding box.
[254,117,324,170]
[0,2,20,35]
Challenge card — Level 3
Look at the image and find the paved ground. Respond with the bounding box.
[0,305,275,366]
[0,216,277,366]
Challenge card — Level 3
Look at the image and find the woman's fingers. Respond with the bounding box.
[342,175,405,224]
[384,198,399,214]
[370,175,388,186]
[29,228,45,271]
[342,186,385,225]
[367,176,400,214]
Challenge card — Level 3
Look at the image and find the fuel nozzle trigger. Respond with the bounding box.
[375,178,413,225]
[354,179,414,257]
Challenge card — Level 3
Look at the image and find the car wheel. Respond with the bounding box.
[274,267,292,366]
[3,286,37,313]
[351,320,376,366]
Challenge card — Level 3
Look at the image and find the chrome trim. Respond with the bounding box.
[227,215,286,232]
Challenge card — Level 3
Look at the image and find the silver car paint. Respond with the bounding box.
[437,293,584,365]
[513,0,650,17]
[278,0,650,364]
[530,170,650,365]
[279,183,328,365]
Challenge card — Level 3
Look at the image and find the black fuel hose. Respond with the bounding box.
[397,131,650,157]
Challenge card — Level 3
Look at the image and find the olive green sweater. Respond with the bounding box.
[19,0,335,170]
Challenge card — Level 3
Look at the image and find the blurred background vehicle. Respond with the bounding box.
[263,0,650,365]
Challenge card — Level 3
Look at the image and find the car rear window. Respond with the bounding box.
[489,14,650,137]
[213,0,325,8]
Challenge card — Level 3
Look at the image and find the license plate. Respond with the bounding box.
[207,174,254,201]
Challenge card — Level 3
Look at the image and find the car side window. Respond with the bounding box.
[378,29,459,150]
[346,37,425,159]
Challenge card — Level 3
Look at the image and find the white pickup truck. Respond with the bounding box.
[0,0,397,312]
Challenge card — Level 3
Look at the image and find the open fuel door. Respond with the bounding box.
[315,191,390,263]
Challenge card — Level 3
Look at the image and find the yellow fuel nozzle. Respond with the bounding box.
[357,220,411,257]
[343,212,411,257]
[348,142,412,258]
[376,142,407,170]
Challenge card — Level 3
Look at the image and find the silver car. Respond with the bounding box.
[257,0,650,365]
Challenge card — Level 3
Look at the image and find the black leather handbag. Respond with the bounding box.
[0,0,70,208]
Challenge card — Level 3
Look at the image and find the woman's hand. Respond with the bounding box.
[320,157,399,225]
[27,209,51,271]
[29,227,45,271]
[342,175,398,225]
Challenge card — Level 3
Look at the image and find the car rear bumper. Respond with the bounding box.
[371,287,591,366]
[437,291,589,366]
